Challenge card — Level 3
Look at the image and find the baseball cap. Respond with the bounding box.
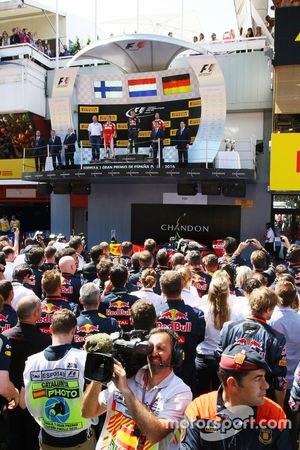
[220,343,271,373]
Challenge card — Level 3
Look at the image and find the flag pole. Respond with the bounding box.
[94,0,98,41]
[55,0,59,68]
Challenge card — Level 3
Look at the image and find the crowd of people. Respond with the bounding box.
[0,26,71,57]
[192,25,267,44]
[0,228,299,449]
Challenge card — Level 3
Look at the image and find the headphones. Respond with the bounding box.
[149,328,184,368]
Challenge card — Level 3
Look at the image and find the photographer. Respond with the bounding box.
[81,328,192,449]
[22,309,96,449]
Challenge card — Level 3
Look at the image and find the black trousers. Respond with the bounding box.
[195,355,220,397]
[34,155,45,172]
[8,406,40,450]
[128,130,139,154]
[65,152,74,167]
[51,152,62,169]
[178,149,188,165]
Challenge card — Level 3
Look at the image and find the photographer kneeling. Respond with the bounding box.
[82,328,192,449]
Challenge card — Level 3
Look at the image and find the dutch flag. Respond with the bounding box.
[128,78,157,97]
[94,80,123,98]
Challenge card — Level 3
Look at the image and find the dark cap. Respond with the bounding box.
[220,343,271,373]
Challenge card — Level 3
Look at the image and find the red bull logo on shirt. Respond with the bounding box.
[156,309,191,332]
[106,301,131,317]
[235,338,266,359]
[77,324,99,334]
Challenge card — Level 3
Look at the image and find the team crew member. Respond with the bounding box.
[186,250,211,298]
[59,256,83,305]
[218,236,246,266]
[216,286,287,406]
[0,281,17,332]
[0,294,19,409]
[3,295,51,450]
[156,271,206,395]
[180,343,291,450]
[88,115,103,161]
[23,309,96,450]
[82,245,103,282]
[102,116,116,159]
[81,328,192,450]
[74,283,120,349]
[127,110,140,154]
[36,270,79,335]
[26,246,45,299]
[99,264,138,332]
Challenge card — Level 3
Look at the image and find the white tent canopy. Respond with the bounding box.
[68,33,206,73]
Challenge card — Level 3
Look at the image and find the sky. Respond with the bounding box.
[39,0,240,42]
[33,0,273,43]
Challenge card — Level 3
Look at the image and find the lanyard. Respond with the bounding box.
[134,371,162,445]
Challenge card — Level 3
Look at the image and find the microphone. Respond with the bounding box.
[84,333,115,384]
[84,333,113,354]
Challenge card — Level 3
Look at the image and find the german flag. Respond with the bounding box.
[162,74,191,95]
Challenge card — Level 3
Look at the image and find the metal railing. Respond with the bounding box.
[21,137,257,172]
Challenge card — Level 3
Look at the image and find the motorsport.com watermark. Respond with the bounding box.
[168,406,292,442]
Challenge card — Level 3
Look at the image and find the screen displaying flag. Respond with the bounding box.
[94,80,123,98]
[162,74,191,95]
[128,78,157,97]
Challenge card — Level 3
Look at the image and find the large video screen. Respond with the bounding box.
[131,204,241,246]
[0,113,50,159]
[78,98,201,148]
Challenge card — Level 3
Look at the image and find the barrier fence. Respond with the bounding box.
[21,137,257,172]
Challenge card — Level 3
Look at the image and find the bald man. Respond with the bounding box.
[3,295,51,450]
[59,256,83,305]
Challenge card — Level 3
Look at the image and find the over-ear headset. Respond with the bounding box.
[148,328,184,368]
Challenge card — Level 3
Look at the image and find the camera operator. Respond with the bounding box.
[81,328,192,449]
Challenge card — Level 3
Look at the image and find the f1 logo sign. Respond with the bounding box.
[125,41,144,50]
[199,64,215,75]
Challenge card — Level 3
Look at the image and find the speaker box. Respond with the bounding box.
[177,183,198,196]
[36,183,53,195]
[201,182,222,195]
[255,141,264,153]
[222,182,246,197]
[71,184,91,195]
[53,183,71,194]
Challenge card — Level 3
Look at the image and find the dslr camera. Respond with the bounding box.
[84,330,153,384]
[33,230,45,245]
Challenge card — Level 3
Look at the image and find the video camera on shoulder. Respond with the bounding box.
[84,330,153,384]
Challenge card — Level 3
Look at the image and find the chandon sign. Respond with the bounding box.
[161,224,209,232]
[131,204,241,245]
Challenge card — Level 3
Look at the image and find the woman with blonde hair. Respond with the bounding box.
[235,265,252,295]
[195,274,241,396]
[175,266,199,308]
[131,268,163,311]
